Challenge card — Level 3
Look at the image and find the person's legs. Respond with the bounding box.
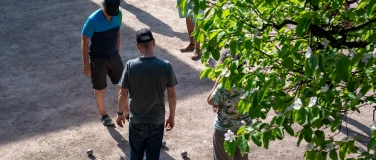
[145,124,164,160]
[180,17,196,52]
[213,129,232,160]
[129,123,147,160]
[94,89,106,116]
[90,58,110,119]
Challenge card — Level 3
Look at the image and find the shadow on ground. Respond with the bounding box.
[0,0,213,159]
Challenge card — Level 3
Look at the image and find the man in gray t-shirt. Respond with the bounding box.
[116,28,177,160]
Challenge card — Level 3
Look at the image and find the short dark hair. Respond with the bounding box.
[137,41,153,49]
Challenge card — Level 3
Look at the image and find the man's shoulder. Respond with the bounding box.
[88,9,102,20]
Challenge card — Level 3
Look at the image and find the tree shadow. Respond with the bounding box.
[121,1,188,41]
[337,116,373,152]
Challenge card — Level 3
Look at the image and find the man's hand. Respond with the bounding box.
[116,114,126,128]
[83,64,91,77]
[165,117,174,131]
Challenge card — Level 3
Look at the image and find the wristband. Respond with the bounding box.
[117,111,124,115]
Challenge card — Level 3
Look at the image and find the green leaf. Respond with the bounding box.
[230,39,237,55]
[284,123,294,136]
[237,126,246,135]
[244,38,252,49]
[331,115,342,132]
[367,136,376,152]
[336,55,351,82]
[296,18,311,37]
[330,150,338,160]
[204,19,214,30]
[316,151,327,160]
[339,144,348,160]
[332,0,345,9]
[224,139,237,156]
[251,133,262,147]
[200,67,213,79]
[360,85,372,97]
[305,151,316,160]
[212,49,220,61]
[301,11,318,18]
[282,57,294,70]
[209,30,221,40]
[262,131,270,149]
[366,0,376,16]
[276,127,284,140]
[237,135,250,153]
[254,37,262,49]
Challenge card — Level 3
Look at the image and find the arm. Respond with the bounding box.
[165,86,176,131]
[207,77,221,105]
[81,35,91,76]
[116,88,129,127]
[116,30,121,52]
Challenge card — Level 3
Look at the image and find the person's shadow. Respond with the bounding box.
[107,126,131,159]
[121,1,188,41]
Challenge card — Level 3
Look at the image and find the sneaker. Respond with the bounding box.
[191,49,201,61]
[100,115,114,126]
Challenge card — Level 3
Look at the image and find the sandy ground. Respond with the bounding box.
[0,0,374,159]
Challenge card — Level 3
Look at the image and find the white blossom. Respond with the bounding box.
[224,130,235,142]
[361,54,371,63]
[306,143,314,151]
[370,121,376,131]
[373,48,376,58]
[305,47,312,58]
[356,92,363,99]
[308,97,317,108]
[320,39,329,49]
[240,91,249,99]
[250,87,259,94]
[254,28,259,37]
[324,142,334,151]
[293,98,302,110]
[241,120,246,125]
[349,48,355,60]
[321,84,329,92]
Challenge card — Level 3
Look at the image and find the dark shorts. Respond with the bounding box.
[90,53,124,90]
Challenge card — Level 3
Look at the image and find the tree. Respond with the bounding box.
[179,0,376,159]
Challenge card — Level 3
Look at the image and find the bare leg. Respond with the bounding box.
[94,89,106,116]
[180,17,196,52]
[186,17,195,44]
[191,26,201,61]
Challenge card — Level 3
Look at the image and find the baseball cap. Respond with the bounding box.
[136,28,154,43]
[103,0,120,16]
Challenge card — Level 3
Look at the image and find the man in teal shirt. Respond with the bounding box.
[81,0,123,126]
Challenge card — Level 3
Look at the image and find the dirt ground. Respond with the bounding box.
[0,0,374,159]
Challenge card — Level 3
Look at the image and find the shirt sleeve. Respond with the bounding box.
[82,18,94,38]
[210,84,226,105]
[119,62,129,89]
[166,62,178,87]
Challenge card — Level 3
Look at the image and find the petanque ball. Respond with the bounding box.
[161,140,166,147]
[87,149,93,156]
[181,151,188,158]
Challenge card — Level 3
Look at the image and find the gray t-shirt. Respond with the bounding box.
[119,56,177,124]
